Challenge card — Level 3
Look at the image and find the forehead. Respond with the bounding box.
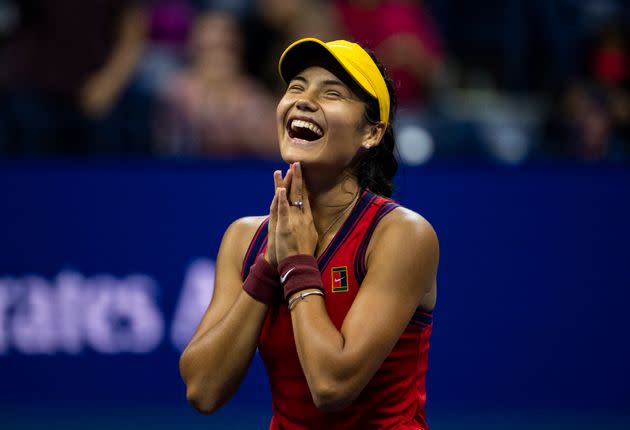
[291,66,346,85]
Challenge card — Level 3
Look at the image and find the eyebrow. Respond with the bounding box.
[291,75,348,89]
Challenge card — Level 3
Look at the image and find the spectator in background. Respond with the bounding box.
[243,0,342,94]
[135,0,196,96]
[544,19,628,162]
[0,0,149,155]
[154,10,278,158]
[136,0,255,97]
[501,0,580,93]
[590,19,630,153]
[334,0,443,110]
[550,83,626,161]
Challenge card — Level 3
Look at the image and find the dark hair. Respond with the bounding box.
[350,51,398,198]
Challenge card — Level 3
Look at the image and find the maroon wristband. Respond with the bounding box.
[278,254,324,301]
[243,253,281,306]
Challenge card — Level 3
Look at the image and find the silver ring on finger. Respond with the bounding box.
[292,200,304,210]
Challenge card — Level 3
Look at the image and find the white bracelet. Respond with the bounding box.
[288,290,324,311]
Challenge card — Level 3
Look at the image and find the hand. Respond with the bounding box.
[265,167,293,266]
[79,73,119,117]
[275,162,318,262]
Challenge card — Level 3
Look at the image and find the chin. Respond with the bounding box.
[281,153,308,167]
[281,138,324,164]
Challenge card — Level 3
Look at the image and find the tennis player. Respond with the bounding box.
[179,37,439,429]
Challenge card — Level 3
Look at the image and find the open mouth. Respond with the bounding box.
[287,118,324,142]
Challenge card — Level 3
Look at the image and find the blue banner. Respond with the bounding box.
[1,160,629,428]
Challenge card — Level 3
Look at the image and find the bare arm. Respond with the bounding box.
[277,185,439,410]
[79,4,147,116]
[180,167,293,414]
[179,216,268,415]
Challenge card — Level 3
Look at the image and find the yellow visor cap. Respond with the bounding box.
[278,37,390,127]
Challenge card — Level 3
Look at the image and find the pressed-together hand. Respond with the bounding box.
[265,167,292,266]
[275,162,318,262]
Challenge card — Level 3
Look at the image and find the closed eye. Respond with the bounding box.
[287,84,304,93]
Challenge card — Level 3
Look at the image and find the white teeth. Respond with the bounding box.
[290,119,323,137]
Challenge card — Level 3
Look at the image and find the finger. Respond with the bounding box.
[288,163,299,204]
[265,190,278,264]
[277,187,290,225]
[283,167,293,195]
[273,170,282,190]
[293,162,303,205]
[269,189,278,222]
[286,163,300,204]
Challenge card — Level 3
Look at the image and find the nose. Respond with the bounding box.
[295,96,317,112]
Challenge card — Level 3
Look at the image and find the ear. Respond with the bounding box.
[361,122,386,150]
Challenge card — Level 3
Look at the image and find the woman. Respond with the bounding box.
[179,38,439,429]
[155,11,278,157]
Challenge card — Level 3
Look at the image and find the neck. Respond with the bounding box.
[301,165,361,239]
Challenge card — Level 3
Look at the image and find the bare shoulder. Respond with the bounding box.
[224,215,268,241]
[364,206,438,311]
[368,206,439,259]
[219,215,268,269]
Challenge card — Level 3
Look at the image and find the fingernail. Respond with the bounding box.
[296,162,301,172]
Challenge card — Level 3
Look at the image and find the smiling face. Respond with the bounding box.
[276,66,382,170]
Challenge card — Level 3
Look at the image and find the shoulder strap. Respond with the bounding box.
[353,197,399,285]
[241,218,270,281]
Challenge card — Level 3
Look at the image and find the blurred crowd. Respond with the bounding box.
[0,0,628,164]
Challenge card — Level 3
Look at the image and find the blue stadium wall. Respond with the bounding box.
[1,160,629,429]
